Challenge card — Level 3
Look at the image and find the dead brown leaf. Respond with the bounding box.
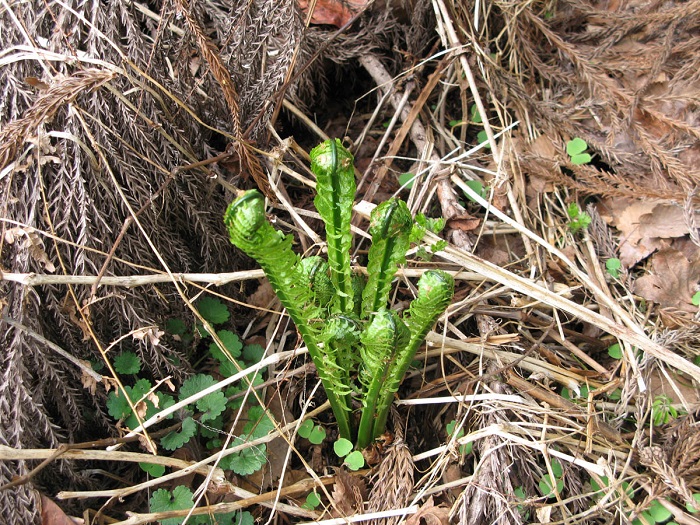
[446,214,480,232]
[247,279,277,309]
[41,494,82,525]
[598,198,693,267]
[634,248,700,312]
[330,468,367,517]
[297,0,368,27]
[406,496,450,525]
[80,363,98,395]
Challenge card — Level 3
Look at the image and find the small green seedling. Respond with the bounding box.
[513,486,530,520]
[449,119,464,128]
[298,419,326,445]
[566,138,592,165]
[302,491,322,510]
[692,291,700,306]
[606,258,622,279]
[687,493,700,513]
[113,351,142,375]
[398,172,415,190]
[608,343,622,359]
[446,419,473,455]
[539,474,564,498]
[567,202,592,233]
[470,104,483,123]
[333,438,365,470]
[539,458,564,498]
[651,395,679,426]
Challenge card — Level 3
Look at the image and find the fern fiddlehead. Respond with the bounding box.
[371,269,454,438]
[298,256,333,309]
[361,198,413,318]
[356,310,410,449]
[225,141,455,449]
[311,139,356,313]
[224,190,353,440]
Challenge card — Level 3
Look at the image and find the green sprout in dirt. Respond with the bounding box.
[224,139,454,450]
[567,202,591,233]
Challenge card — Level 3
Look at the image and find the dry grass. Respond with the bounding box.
[1,0,699,524]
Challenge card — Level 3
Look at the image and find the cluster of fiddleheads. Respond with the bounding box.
[224,139,454,449]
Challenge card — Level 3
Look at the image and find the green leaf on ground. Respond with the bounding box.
[334,438,353,457]
[198,297,230,325]
[399,172,415,189]
[113,352,141,375]
[550,458,564,478]
[571,153,592,165]
[303,492,321,510]
[606,258,622,279]
[243,344,265,363]
[648,500,672,522]
[608,343,622,359]
[165,318,187,336]
[344,450,365,470]
[139,462,166,477]
[150,486,194,525]
[106,379,152,420]
[477,130,490,148]
[566,138,588,156]
[220,439,267,476]
[244,405,275,439]
[161,416,197,451]
[179,374,226,422]
[692,291,700,306]
[687,493,700,513]
[470,104,483,123]
[209,330,243,362]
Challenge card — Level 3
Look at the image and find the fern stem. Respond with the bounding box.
[356,310,409,450]
[361,199,412,318]
[224,190,353,440]
[311,139,355,313]
[371,270,454,440]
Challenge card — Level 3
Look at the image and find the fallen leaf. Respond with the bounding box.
[297,0,368,27]
[330,468,367,517]
[446,214,481,232]
[406,496,450,525]
[247,279,277,309]
[634,249,700,312]
[598,198,693,267]
[80,364,98,395]
[41,494,82,525]
[132,327,164,346]
[536,505,553,523]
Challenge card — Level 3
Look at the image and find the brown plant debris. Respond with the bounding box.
[367,437,415,525]
[405,496,450,525]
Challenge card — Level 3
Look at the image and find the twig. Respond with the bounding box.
[1,268,486,288]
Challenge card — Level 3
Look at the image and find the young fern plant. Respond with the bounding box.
[224,139,454,449]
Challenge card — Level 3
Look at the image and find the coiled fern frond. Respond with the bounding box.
[225,141,454,448]
[224,189,353,439]
[361,198,413,318]
[370,269,455,439]
[311,139,356,313]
